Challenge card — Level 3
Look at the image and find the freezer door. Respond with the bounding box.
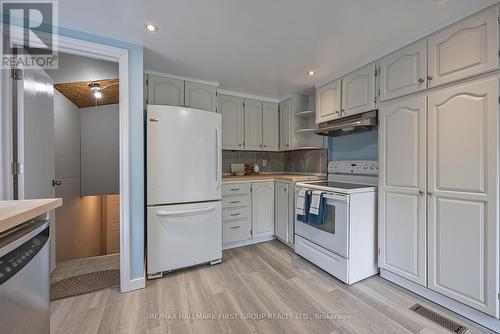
[147,105,222,205]
[147,201,222,274]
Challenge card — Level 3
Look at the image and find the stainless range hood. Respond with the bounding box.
[315,110,377,137]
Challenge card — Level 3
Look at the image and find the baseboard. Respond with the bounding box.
[380,269,500,332]
[223,235,275,250]
[128,277,146,291]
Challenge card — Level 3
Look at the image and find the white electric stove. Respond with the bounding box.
[294,160,379,284]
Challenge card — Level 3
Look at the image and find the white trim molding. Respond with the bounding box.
[0,24,142,292]
[144,69,219,87]
[217,89,280,104]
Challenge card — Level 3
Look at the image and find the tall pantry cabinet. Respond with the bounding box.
[378,4,500,322]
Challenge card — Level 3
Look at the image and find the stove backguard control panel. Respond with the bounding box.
[328,160,379,175]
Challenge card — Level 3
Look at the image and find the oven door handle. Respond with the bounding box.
[322,193,349,202]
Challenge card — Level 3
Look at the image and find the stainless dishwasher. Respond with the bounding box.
[0,220,50,334]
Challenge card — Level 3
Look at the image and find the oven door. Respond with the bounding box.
[295,190,349,258]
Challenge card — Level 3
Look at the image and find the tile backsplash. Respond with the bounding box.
[222,149,327,175]
[284,149,327,174]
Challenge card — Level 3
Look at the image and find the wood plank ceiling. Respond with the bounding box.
[54,79,119,108]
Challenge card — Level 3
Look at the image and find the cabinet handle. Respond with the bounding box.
[230,225,241,230]
[427,192,433,196]
[418,78,425,84]
[230,213,240,217]
[427,76,433,81]
[230,188,240,191]
[229,200,240,204]
[418,190,424,196]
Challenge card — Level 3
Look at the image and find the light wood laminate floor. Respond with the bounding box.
[50,241,494,334]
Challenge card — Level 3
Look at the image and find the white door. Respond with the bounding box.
[275,181,289,242]
[378,96,427,286]
[342,63,375,116]
[147,201,222,273]
[147,74,184,106]
[252,182,275,238]
[244,98,263,151]
[146,105,221,205]
[427,6,499,88]
[15,66,56,269]
[279,99,290,150]
[427,78,499,317]
[184,81,217,113]
[262,102,279,151]
[218,94,244,150]
[316,79,342,123]
[379,40,427,101]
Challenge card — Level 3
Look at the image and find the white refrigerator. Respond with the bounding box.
[146,105,222,279]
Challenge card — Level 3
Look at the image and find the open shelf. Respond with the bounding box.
[295,110,315,117]
[296,128,317,134]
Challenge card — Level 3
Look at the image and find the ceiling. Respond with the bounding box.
[57,0,498,99]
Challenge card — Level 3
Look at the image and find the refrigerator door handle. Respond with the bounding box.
[215,127,220,189]
[156,206,216,218]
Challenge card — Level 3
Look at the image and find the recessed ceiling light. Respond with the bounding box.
[308,71,316,76]
[146,24,158,32]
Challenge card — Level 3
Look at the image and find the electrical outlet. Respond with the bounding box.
[262,159,267,168]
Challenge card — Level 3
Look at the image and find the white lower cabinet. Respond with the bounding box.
[222,181,275,248]
[379,77,500,318]
[251,182,275,238]
[275,180,295,246]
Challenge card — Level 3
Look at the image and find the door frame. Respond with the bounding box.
[0,26,135,292]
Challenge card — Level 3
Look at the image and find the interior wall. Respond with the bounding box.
[80,103,120,195]
[54,91,103,262]
[46,53,119,84]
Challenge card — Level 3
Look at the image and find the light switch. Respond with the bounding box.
[262,159,267,168]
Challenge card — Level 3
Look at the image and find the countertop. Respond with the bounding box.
[0,198,62,234]
[222,174,326,183]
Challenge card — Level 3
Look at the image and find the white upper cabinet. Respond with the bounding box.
[428,6,499,88]
[427,78,499,317]
[378,96,427,286]
[219,94,244,150]
[316,79,342,123]
[279,99,291,150]
[379,40,427,101]
[185,81,217,112]
[341,63,375,116]
[251,182,275,238]
[244,98,263,151]
[147,74,184,106]
[262,102,279,151]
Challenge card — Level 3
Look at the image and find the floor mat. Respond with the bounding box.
[51,269,120,300]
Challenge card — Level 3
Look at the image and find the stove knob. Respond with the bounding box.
[370,164,375,169]
[364,164,368,169]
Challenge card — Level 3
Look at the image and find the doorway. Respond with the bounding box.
[0,29,135,292]
[46,53,121,289]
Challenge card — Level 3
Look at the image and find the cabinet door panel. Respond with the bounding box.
[428,6,499,88]
[378,96,427,285]
[262,102,279,151]
[379,40,427,101]
[316,79,341,123]
[251,182,275,238]
[275,181,289,242]
[244,99,263,151]
[147,74,184,106]
[342,64,375,116]
[279,100,291,150]
[218,95,244,150]
[185,81,217,112]
[427,78,498,317]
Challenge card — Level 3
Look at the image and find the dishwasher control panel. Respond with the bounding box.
[0,227,49,285]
